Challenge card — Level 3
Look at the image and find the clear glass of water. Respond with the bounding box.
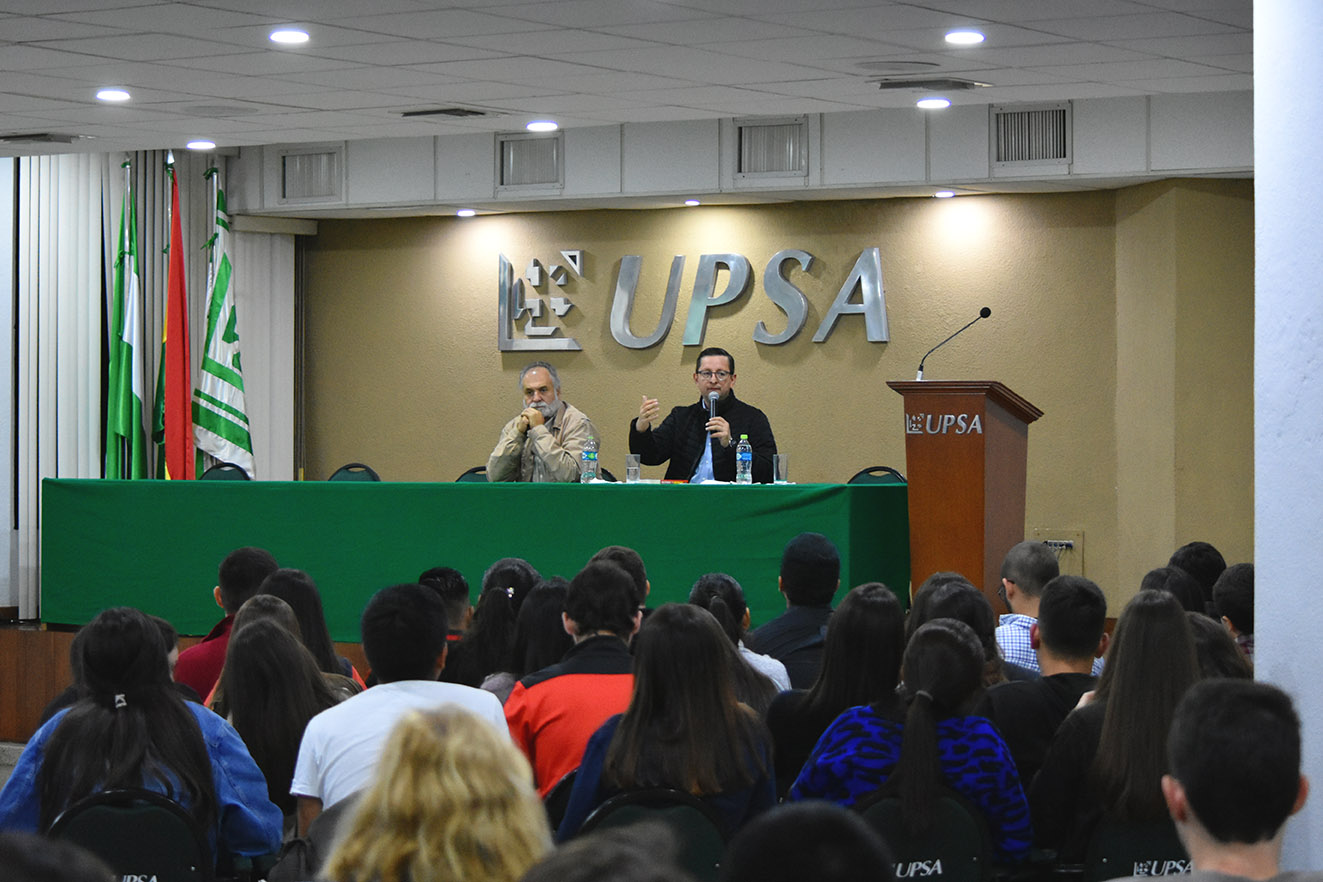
[625,454,642,483]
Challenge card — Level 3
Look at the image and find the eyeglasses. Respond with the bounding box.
[696,370,731,381]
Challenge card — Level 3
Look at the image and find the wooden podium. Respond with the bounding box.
[887,381,1042,610]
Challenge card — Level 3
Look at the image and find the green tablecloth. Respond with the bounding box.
[41,479,908,640]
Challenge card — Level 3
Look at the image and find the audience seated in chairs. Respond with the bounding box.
[557,603,775,842]
[1167,541,1227,612]
[0,606,282,865]
[322,707,551,882]
[1186,612,1253,680]
[745,532,842,689]
[1140,565,1209,615]
[790,618,1032,865]
[480,577,574,705]
[975,575,1109,787]
[764,582,904,798]
[0,831,115,882]
[909,572,1036,685]
[689,572,785,711]
[419,566,474,643]
[519,821,697,882]
[721,801,896,882]
[1030,589,1200,862]
[1213,563,1255,664]
[442,557,542,688]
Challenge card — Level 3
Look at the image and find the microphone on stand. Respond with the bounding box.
[915,306,991,380]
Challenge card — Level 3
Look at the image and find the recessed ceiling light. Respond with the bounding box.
[935,190,956,198]
[96,88,131,102]
[457,209,476,217]
[945,30,986,45]
[526,120,559,132]
[917,97,951,109]
[186,140,216,151]
[270,28,309,44]
[684,199,701,206]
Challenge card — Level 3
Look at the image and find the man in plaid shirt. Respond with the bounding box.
[994,541,1105,677]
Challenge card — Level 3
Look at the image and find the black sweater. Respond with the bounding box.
[629,391,776,483]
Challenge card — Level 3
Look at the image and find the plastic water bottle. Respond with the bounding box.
[580,436,598,483]
[735,435,753,484]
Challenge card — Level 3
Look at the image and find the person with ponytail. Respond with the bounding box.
[0,607,281,864]
[442,557,540,687]
[789,618,1031,864]
[689,573,786,711]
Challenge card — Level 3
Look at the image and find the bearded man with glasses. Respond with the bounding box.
[629,347,777,483]
[488,361,598,482]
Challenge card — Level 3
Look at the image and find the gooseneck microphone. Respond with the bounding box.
[915,306,991,380]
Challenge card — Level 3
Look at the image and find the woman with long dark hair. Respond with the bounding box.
[217,620,344,822]
[481,578,574,704]
[909,573,1033,684]
[1030,589,1200,859]
[442,557,540,687]
[259,568,363,684]
[765,583,904,795]
[557,603,775,840]
[688,573,783,713]
[0,607,281,863]
[791,618,1031,864]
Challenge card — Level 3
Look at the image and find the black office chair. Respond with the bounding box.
[847,465,907,484]
[855,788,992,882]
[199,461,250,480]
[455,465,488,482]
[1082,816,1188,882]
[598,467,618,482]
[578,788,728,882]
[543,768,578,830]
[328,462,380,481]
[48,788,214,882]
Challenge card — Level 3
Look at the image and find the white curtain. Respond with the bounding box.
[15,154,105,619]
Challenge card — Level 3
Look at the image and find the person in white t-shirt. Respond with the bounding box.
[290,583,507,835]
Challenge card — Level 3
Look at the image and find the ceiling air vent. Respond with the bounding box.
[736,116,808,178]
[991,102,1071,173]
[401,107,490,119]
[0,132,83,144]
[497,132,563,190]
[278,146,344,203]
[871,77,989,92]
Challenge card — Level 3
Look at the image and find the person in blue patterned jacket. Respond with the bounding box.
[789,617,1032,864]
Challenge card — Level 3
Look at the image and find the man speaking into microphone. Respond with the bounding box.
[629,347,777,483]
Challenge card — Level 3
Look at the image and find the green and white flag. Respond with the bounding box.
[105,171,148,479]
[192,169,255,477]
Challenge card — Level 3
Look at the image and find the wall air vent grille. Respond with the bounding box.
[737,118,808,176]
[498,132,563,189]
[281,149,343,202]
[992,103,1071,168]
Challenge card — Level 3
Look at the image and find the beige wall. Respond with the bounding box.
[302,181,1253,607]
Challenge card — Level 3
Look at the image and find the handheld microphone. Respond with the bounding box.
[915,306,991,380]
[707,391,719,420]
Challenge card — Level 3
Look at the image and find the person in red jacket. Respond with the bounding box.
[173,546,278,698]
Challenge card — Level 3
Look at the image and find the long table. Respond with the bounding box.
[41,479,909,640]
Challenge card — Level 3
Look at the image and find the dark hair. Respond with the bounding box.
[1000,541,1059,598]
[890,618,986,837]
[1168,679,1301,843]
[149,615,178,653]
[1036,576,1107,660]
[509,578,573,677]
[217,546,279,613]
[779,533,840,606]
[908,574,1003,686]
[418,566,472,631]
[604,604,767,796]
[589,546,648,606]
[447,558,543,685]
[233,593,301,637]
[1187,612,1253,679]
[520,822,694,882]
[0,832,115,882]
[802,583,904,719]
[721,802,895,882]
[687,573,778,714]
[1140,566,1207,614]
[37,607,217,831]
[1091,590,1200,821]
[218,619,340,814]
[696,346,734,375]
[1213,562,1254,634]
[1168,541,1227,603]
[565,561,639,637]
[259,569,342,675]
[360,584,449,683]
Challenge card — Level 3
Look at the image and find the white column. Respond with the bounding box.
[0,159,14,609]
[1256,0,1323,869]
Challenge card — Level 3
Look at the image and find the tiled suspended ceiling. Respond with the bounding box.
[0,0,1251,157]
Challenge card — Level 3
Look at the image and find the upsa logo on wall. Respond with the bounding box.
[498,247,890,352]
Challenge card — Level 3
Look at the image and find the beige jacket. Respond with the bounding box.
[487,401,596,483]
